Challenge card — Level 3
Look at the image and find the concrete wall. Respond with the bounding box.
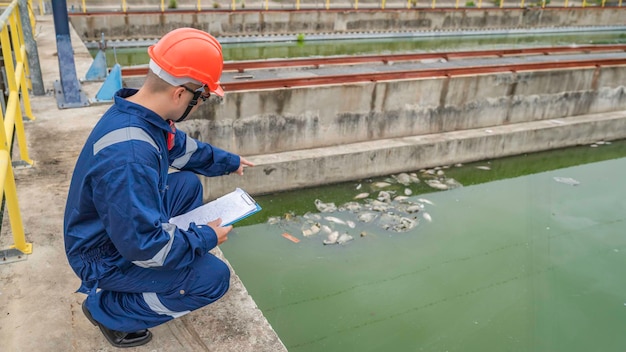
[184,66,626,156]
[179,65,626,199]
[69,8,626,42]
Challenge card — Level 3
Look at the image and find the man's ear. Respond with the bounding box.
[171,86,186,104]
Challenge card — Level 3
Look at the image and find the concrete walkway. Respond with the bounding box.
[0,14,286,352]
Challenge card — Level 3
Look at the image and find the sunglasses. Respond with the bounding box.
[180,84,210,103]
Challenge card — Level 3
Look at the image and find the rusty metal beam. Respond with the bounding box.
[120,45,626,77]
[220,58,626,91]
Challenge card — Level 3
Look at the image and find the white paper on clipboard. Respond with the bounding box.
[169,188,261,230]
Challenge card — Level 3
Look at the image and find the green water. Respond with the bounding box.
[91,31,626,66]
[221,140,626,351]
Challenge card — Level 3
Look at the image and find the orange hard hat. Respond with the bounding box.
[148,28,224,97]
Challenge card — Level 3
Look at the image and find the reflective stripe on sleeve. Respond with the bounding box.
[132,223,176,268]
[93,127,159,155]
[171,136,197,169]
[142,292,190,318]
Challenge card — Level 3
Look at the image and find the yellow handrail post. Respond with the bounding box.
[500,0,504,7]
[161,0,165,11]
[478,0,483,7]
[407,0,411,8]
[232,0,236,10]
[197,0,201,10]
[2,153,32,254]
[122,0,127,12]
[0,27,32,166]
[455,0,460,8]
[297,0,300,10]
[10,7,34,122]
[354,0,358,9]
[563,0,567,7]
[81,0,86,12]
[381,0,386,8]
[325,0,330,9]
[431,0,436,8]
[265,0,269,10]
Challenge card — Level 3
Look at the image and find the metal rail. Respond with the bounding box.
[120,45,626,77]
[223,45,626,72]
[120,45,626,92]
[218,57,626,91]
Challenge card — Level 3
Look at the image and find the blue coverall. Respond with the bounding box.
[64,89,240,332]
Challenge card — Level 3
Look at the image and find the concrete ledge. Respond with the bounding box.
[202,110,626,198]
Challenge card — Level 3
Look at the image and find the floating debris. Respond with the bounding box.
[267,216,281,225]
[323,231,340,245]
[357,212,377,223]
[417,198,435,206]
[315,199,337,213]
[553,176,580,186]
[404,188,413,196]
[377,190,393,203]
[340,201,362,212]
[425,179,449,190]
[281,233,300,243]
[373,182,392,188]
[337,233,354,245]
[356,183,362,190]
[476,165,491,170]
[302,223,321,237]
[354,192,370,200]
[422,212,432,222]
[324,216,347,225]
[392,172,412,186]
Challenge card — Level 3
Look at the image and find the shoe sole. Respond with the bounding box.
[82,300,153,348]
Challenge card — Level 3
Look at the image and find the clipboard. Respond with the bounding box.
[169,188,262,230]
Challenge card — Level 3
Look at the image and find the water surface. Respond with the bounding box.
[221,140,626,351]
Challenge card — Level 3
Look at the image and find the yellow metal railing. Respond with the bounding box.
[0,0,36,257]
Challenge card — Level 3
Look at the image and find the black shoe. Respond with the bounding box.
[82,300,153,348]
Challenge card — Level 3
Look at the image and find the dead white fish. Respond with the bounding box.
[553,176,580,186]
[356,183,362,190]
[392,173,412,186]
[267,216,281,225]
[354,192,370,200]
[340,202,362,212]
[319,225,332,234]
[323,231,340,245]
[445,178,463,189]
[422,212,432,222]
[404,188,413,196]
[476,165,491,170]
[357,212,377,223]
[324,216,347,225]
[302,223,321,237]
[426,179,449,190]
[373,182,391,188]
[315,199,337,213]
[417,198,435,206]
[394,195,409,202]
[303,212,322,221]
[406,204,423,213]
[377,191,392,203]
[337,233,354,245]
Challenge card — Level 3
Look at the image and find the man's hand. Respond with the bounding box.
[234,157,255,176]
[208,218,232,245]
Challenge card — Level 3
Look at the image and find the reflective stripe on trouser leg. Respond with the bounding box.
[87,253,231,332]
